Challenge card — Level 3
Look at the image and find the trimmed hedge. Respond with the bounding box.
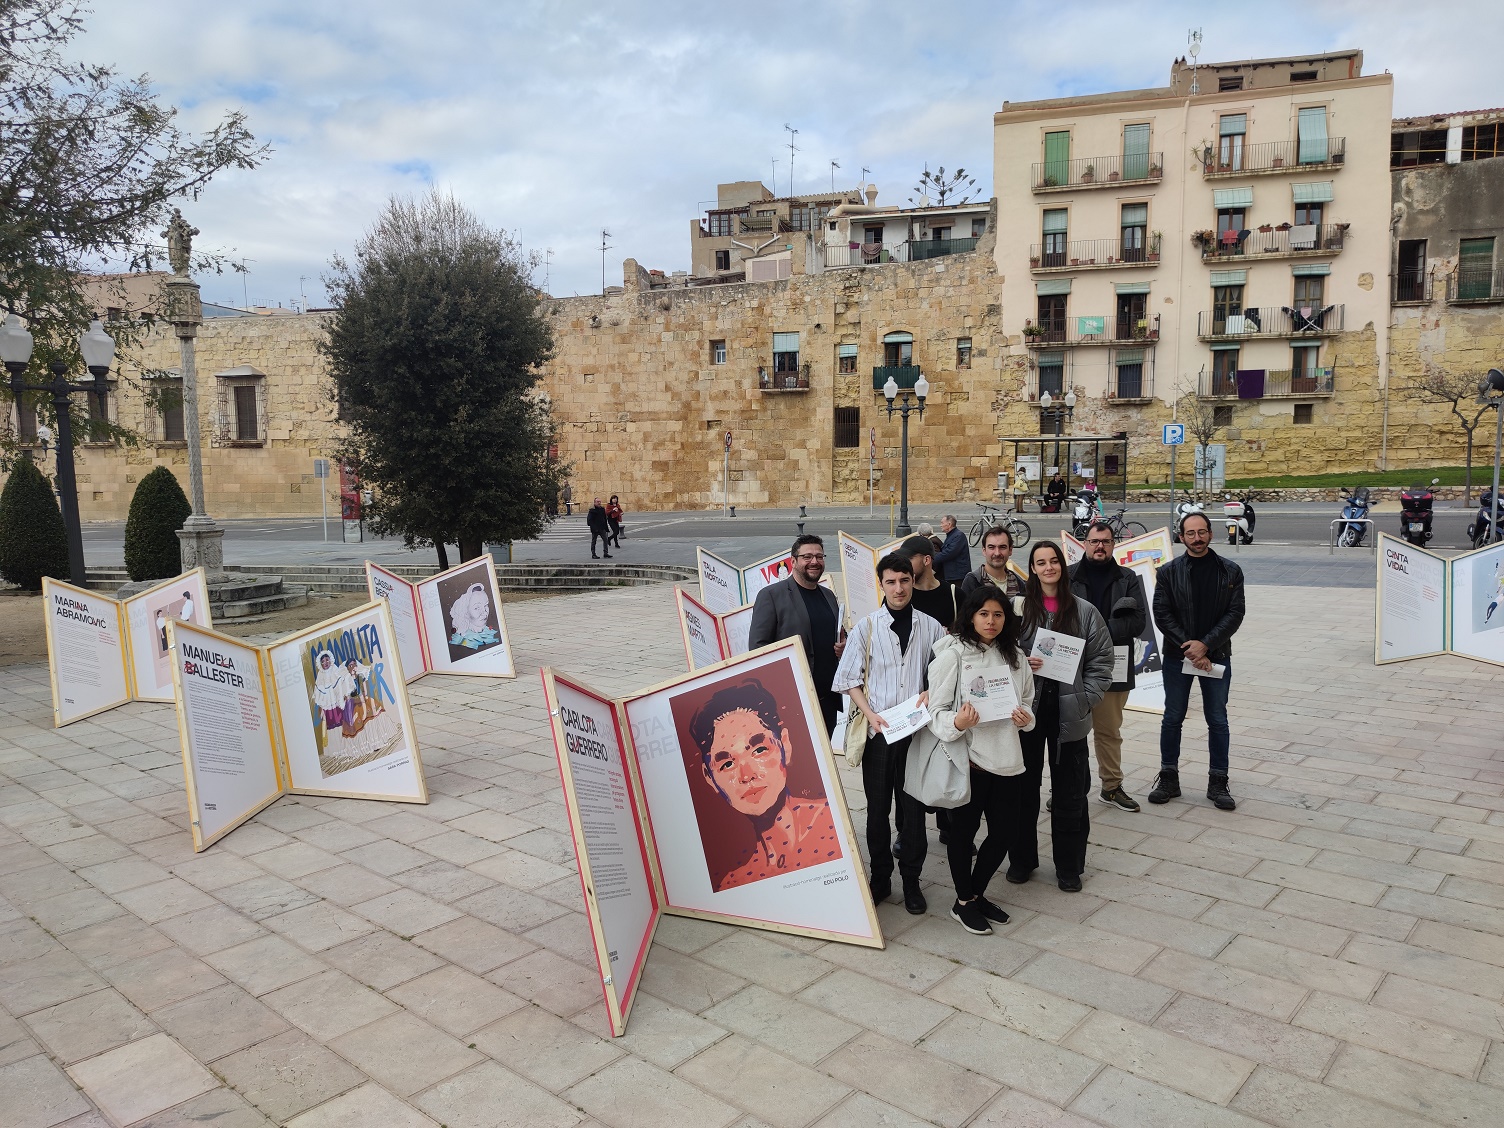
[124,467,191,581]
[0,459,70,590]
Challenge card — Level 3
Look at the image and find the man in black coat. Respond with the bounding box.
[747,534,845,733]
[1150,511,1246,811]
[931,515,972,587]
[586,498,612,559]
[1069,522,1149,812]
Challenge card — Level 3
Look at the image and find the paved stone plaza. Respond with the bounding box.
[1,579,1501,1127]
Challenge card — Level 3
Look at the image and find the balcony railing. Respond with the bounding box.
[909,236,978,260]
[1201,137,1347,177]
[821,242,912,269]
[870,365,923,392]
[1197,305,1345,339]
[1449,268,1504,304]
[1029,238,1162,271]
[1198,223,1347,261]
[1198,368,1336,399]
[1023,314,1162,347]
[759,365,809,392]
[1108,364,1154,402]
[1031,152,1165,191]
[1393,270,1432,304]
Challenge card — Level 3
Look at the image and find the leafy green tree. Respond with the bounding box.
[123,466,190,581]
[0,457,68,589]
[322,189,561,563]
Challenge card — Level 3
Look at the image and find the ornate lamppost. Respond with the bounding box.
[1039,387,1077,484]
[881,370,930,536]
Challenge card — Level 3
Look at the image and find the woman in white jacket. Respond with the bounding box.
[927,586,1036,936]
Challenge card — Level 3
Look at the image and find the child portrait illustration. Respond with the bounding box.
[434,563,504,664]
[301,620,404,777]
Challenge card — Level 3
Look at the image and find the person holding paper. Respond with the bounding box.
[1069,522,1149,813]
[1016,541,1115,892]
[1150,512,1246,811]
[832,553,947,915]
[748,535,846,734]
[926,587,1036,935]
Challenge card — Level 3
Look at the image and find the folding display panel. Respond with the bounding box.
[741,550,796,603]
[365,557,515,681]
[696,547,745,614]
[1447,539,1504,667]
[1375,534,1449,664]
[675,587,730,671]
[1123,558,1166,714]
[42,570,213,727]
[837,532,882,624]
[1113,526,1174,570]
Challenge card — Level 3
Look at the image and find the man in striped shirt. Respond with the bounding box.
[832,553,948,915]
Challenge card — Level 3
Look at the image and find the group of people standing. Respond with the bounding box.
[746,510,1244,935]
[585,495,626,559]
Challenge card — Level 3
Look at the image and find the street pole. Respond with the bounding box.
[47,373,85,585]
[881,372,929,538]
[898,407,911,535]
[1491,398,1503,543]
[1169,442,1177,532]
[869,427,875,518]
[723,430,731,517]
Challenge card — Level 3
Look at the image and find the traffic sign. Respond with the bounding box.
[1162,423,1186,446]
[724,430,733,451]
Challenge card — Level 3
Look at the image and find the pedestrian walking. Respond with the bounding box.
[562,482,573,516]
[606,495,625,547]
[1015,540,1114,892]
[1149,511,1246,811]
[586,497,613,559]
[747,535,846,733]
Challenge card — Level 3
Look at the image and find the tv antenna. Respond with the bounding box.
[1187,28,1203,95]
[783,123,799,195]
[298,275,307,313]
[236,257,255,309]
[600,229,612,294]
[830,159,840,191]
[771,157,779,191]
[544,248,554,294]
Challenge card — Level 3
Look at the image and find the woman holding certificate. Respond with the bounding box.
[926,587,1037,935]
[1016,541,1115,891]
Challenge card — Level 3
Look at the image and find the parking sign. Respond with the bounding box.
[1162,423,1186,446]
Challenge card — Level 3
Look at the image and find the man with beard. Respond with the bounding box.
[748,535,846,734]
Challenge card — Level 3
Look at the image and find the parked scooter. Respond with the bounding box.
[1172,499,1205,543]
[1223,493,1256,545]
[1071,487,1101,538]
[1467,488,1504,548]
[1335,486,1374,547]
[1399,478,1440,546]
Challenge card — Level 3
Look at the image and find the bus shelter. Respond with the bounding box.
[1000,433,1130,505]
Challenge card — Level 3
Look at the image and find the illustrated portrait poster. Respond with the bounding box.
[125,570,212,702]
[1449,540,1504,667]
[1115,526,1174,571]
[697,548,744,614]
[415,556,515,678]
[621,641,881,946]
[741,551,794,603]
[365,562,429,683]
[1124,559,1166,715]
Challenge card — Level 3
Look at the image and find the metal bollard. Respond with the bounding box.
[799,504,808,518]
[729,506,736,517]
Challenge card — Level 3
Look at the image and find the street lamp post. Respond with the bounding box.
[1038,387,1077,484]
[0,315,115,586]
[881,370,930,536]
[1486,369,1504,542]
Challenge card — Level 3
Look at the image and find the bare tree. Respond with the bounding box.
[1405,368,1492,502]
[1176,392,1222,493]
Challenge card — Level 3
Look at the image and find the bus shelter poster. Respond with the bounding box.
[1375,535,1447,664]
[1450,541,1504,667]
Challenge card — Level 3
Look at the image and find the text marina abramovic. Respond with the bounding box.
[52,593,109,629]
[181,643,246,689]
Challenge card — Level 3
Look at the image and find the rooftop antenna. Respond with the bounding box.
[784,123,799,196]
[544,248,554,294]
[1187,28,1203,95]
[298,275,307,313]
[600,229,612,294]
[830,159,840,192]
[771,157,779,192]
[236,257,255,309]
[860,166,871,194]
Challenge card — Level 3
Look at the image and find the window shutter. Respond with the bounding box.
[1044,131,1070,182]
[1212,188,1253,209]
[1042,209,1068,234]
[773,332,799,351]
[1291,263,1331,276]
[1122,124,1150,179]
[1291,181,1334,203]
[1115,349,1144,366]
[1120,204,1148,226]
[1220,114,1247,136]
[1035,279,1072,295]
[837,344,858,358]
[1115,282,1150,295]
[1210,270,1247,286]
[882,331,913,344]
[1298,107,1329,163]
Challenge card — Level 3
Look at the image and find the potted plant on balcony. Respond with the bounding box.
[1149,231,1162,261]
[1258,223,1274,233]
[1271,156,1284,168]
[1030,254,1041,267]
[1149,162,1163,178]
[1022,322,1045,340]
[1081,164,1095,184]
[1108,170,1120,182]
[1191,229,1215,251]
[1276,222,1292,231]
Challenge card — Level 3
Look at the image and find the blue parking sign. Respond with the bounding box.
[1162,423,1186,446]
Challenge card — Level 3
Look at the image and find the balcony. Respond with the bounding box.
[870,365,923,392]
[1023,315,1161,347]
[1198,368,1336,399]
[1107,363,1155,404]
[1201,138,1347,178]
[1196,305,1345,340]
[1393,270,1433,304]
[759,363,809,392]
[1448,268,1504,305]
[1031,153,1165,192]
[1029,238,1162,272]
[909,236,978,260]
[1197,223,1347,262]
[821,237,979,270]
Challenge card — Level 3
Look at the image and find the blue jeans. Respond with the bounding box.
[1159,658,1231,774]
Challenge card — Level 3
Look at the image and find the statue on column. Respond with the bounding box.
[163,209,199,277]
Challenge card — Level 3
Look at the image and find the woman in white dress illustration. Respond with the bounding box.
[312,652,355,740]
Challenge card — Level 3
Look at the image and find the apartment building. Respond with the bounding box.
[691,182,861,282]
[994,50,1392,458]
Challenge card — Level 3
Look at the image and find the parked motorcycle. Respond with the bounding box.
[1223,493,1256,545]
[1070,488,1101,538]
[1399,478,1439,546]
[1172,499,1205,543]
[1467,488,1504,548]
[1335,486,1373,547]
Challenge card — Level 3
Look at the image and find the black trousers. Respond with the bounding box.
[590,530,611,556]
[818,691,840,737]
[609,518,623,546]
[862,734,925,882]
[1016,726,1092,881]
[946,766,1031,901]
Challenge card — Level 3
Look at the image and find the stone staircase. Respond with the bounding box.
[92,569,310,619]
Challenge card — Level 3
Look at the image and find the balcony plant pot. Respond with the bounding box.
[1258,225,1273,233]
[1149,166,1162,178]
[1276,222,1292,231]
[1081,169,1095,183]
[1030,257,1041,267]
[1272,157,1284,168]
[1108,171,1120,182]
[1071,258,1080,265]
[1148,253,1160,262]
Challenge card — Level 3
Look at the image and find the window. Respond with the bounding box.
[233,384,258,442]
[1041,209,1067,267]
[1290,70,1317,83]
[755,209,775,217]
[971,217,986,238]
[956,338,972,369]
[1391,129,1448,168]
[1297,106,1329,164]
[882,332,913,367]
[1037,351,1064,397]
[84,387,110,442]
[1114,350,1144,398]
[1293,275,1325,307]
[1219,75,1244,92]
[1043,130,1070,185]
[1123,123,1151,179]
[1121,203,1147,262]
[1217,208,1247,245]
[160,381,185,442]
[1294,200,1323,227]
[1458,237,1495,300]
[1115,292,1148,339]
[1037,295,1067,342]
[1212,285,1244,333]
[1396,239,1427,301]
[1213,405,1234,428]
[772,332,799,374]
[833,407,860,449]
[837,344,857,374]
[714,249,731,271]
[1293,403,1314,424]
[1211,348,1239,396]
[931,226,951,242]
[1292,344,1322,392]
[1218,114,1246,170]
[1462,123,1502,162]
[15,395,37,442]
[710,340,727,365]
[863,225,884,246]
[828,221,838,232]
[706,211,737,237]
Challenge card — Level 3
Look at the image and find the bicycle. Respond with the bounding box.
[1100,506,1148,542]
[969,503,1031,549]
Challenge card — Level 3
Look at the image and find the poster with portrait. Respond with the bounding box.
[838,532,882,626]
[417,557,514,677]
[676,587,729,671]
[365,562,429,682]
[1374,534,1448,664]
[721,603,755,658]
[697,548,744,614]
[1115,526,1174,570]
[741,551,795,604]
[41,578,130,727]
[542,671,659,1037]
[124,570,213,702]
[1123,559,1166,714]
[1449,540,1504,667]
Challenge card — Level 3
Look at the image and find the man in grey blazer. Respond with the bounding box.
[747,534,846,733]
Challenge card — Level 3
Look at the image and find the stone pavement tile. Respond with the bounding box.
[155,903,267,956]
[216,824,293,857]
[1439,874,1504,910]
[0,950,107,1015]
[293,862,400,906]
[1339,934,1504,998]
[1288,826,1422,863]
[471,1004,622,1091]
[637,945,749,1013]
[796,968,952,1042]
[970,1090,1099,1128]
[286,1082,436,1127]
[1198,902,1350,957]
[820,1031,998,1128]
[1015,952,1177,1024]
[263,969,400,1042]
[1372,973,1504,1041]
[698,932,834,995]
[28,888,124,933]
[1327,1044,1501,1126]
[1409,918,1504,968]
[415,1060,581,1128]
[322,929,444,990]
[1218,935,1381,1000]
[1380,886,1504,935]
[922,1012,1100,1107]
[105,945,227,1012]
[1007,915,1160,975]
[153,982,289,1062]
[0,1009,39,1067]
[387,965,527,1037]
[289,820,382,855]
[114,877,218,923]
[205,933,326,996]
[1155,994,1338,1080]
[337,839,431,876]
[253,842,344,881]
[393,859,496,903]
[523,909,597,966]
[410,915,535,974]
[1334,818,1469,855]
[811,936,955,993]
[1292,991,1487,1077]
[57,914,173,971]
[1230,1064,1439,1128]
[469,846,571,890]
[1191,826,1321,866]
[452,884,564,933]
[67,1032,216,1127]
[0,1054,93,1127]
[490,948,605,1018]
[1070,1067,1267,1128]
[504,827,577,867]
[1410,847,1504,884]
[1127,834,1260,878]
[132,1087,272,1127]
[926,965,1090,1043]
[22,988,156,1064]
[1139,949,1308,1023]
[348,887,461,935]
[165,851,264,892]
[0,862,91,907]
[605,992,726,1070]
[1082,901,1233,959]
[1266,888,1417,941]
[703,985,857,1066]
[810,1091,933,1128]
[566,1056,740,1128]
[263,901,377,952]
[48,835,135,870]
[1246,859,1390,906]
[75,856,170,894]
[360,811,450,845]
[676,1035,850,1128]
[1064,1010,1253,1105]
[977,879,1104,923]
[414,829,509,868]
[1306,850,1445,894]
[1145,861,1278,909]
[254,800,332,834]
[1,919,62,963]
[330,1011,481,1097]
[216,875,321,921]
[213,1029,367,1123]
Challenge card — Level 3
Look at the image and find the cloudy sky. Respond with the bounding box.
[78,0,1503,307]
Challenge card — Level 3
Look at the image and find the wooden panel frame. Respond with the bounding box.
[674,586,730,670]
[365,561,432,682]
[122,568,212,703]
[1374,533,1449,665]
[413,556,517,679]
[40,577,130,727]
[696,547,744,613]
[1447,539,1504,669]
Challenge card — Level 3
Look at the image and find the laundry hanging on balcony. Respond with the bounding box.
[1236,370,1267,399]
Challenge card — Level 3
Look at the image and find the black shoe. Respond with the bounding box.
[1148,769,1181,804]
[1099,787,1140,812]
[870,877,891,903]
[891,836,903,859]
[950,899,992,935]
[603,553,613,559]
[591,554,599,559]
[1004,869,1031,885]
[976,896,1010,924]
[902,878,926,915]
[1058,875,1083,892]
[1207,772,1237,811]
[938,830,949,845]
